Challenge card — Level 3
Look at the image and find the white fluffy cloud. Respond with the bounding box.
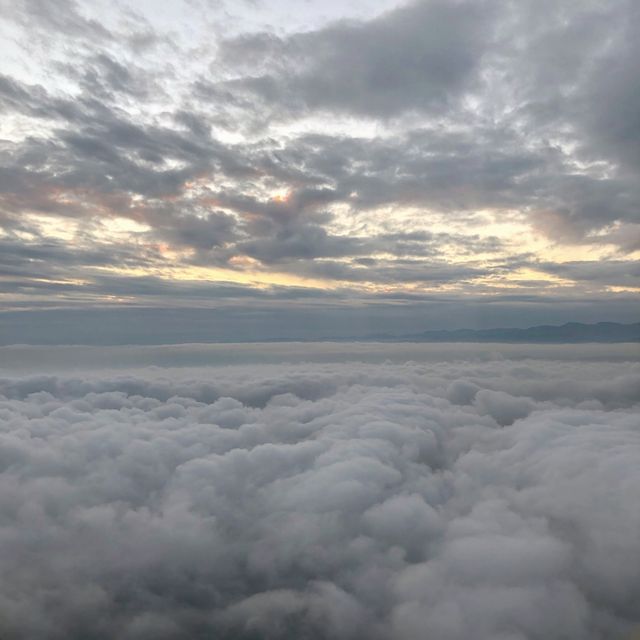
[0,347,639,639]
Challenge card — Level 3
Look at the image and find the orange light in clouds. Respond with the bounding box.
[271,191,290,203]
[229,255,261,268]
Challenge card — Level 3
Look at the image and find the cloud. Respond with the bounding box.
[0,0,639,327]
[216,0,495,118]
[538,260,640,288]
[0,348,638,638]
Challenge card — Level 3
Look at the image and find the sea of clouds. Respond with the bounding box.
[0,343,639,639]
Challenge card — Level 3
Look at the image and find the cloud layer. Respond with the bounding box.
[0,0,638,336]
[1,347,639,638]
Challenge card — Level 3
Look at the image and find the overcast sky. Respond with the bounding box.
[0,0,638,342]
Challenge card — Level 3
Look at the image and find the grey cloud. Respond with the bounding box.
[6,0,165,52]
[0,73,86,123]
[60,53,160,102]
[538,260,640,288]
[234,227,498,266]
[1,0,638,313]
[583,23,640,173]
[0,72,238,199]
[154,211,237,252]
[267,128,638,242]
[217,0,496,118]
[0,352,638,638]
[296,258,488,285]
[509,0,640,175]
[473,388,536,425]
[9,0,114,43]
[205,0,640,242]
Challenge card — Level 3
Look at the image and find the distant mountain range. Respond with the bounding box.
[325,322,640,343]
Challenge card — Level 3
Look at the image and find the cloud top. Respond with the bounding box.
[0,349,639,638]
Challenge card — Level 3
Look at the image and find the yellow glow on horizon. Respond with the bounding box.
[95,263,339,292]
[13,202,633,305]
[606,286,640,293]
[27,215,79,242]
[100,217,151,235]
[328,204,626,268]
[476,265,579,289]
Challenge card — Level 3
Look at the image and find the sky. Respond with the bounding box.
[0,0,639,342]
[1,344,639,638]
